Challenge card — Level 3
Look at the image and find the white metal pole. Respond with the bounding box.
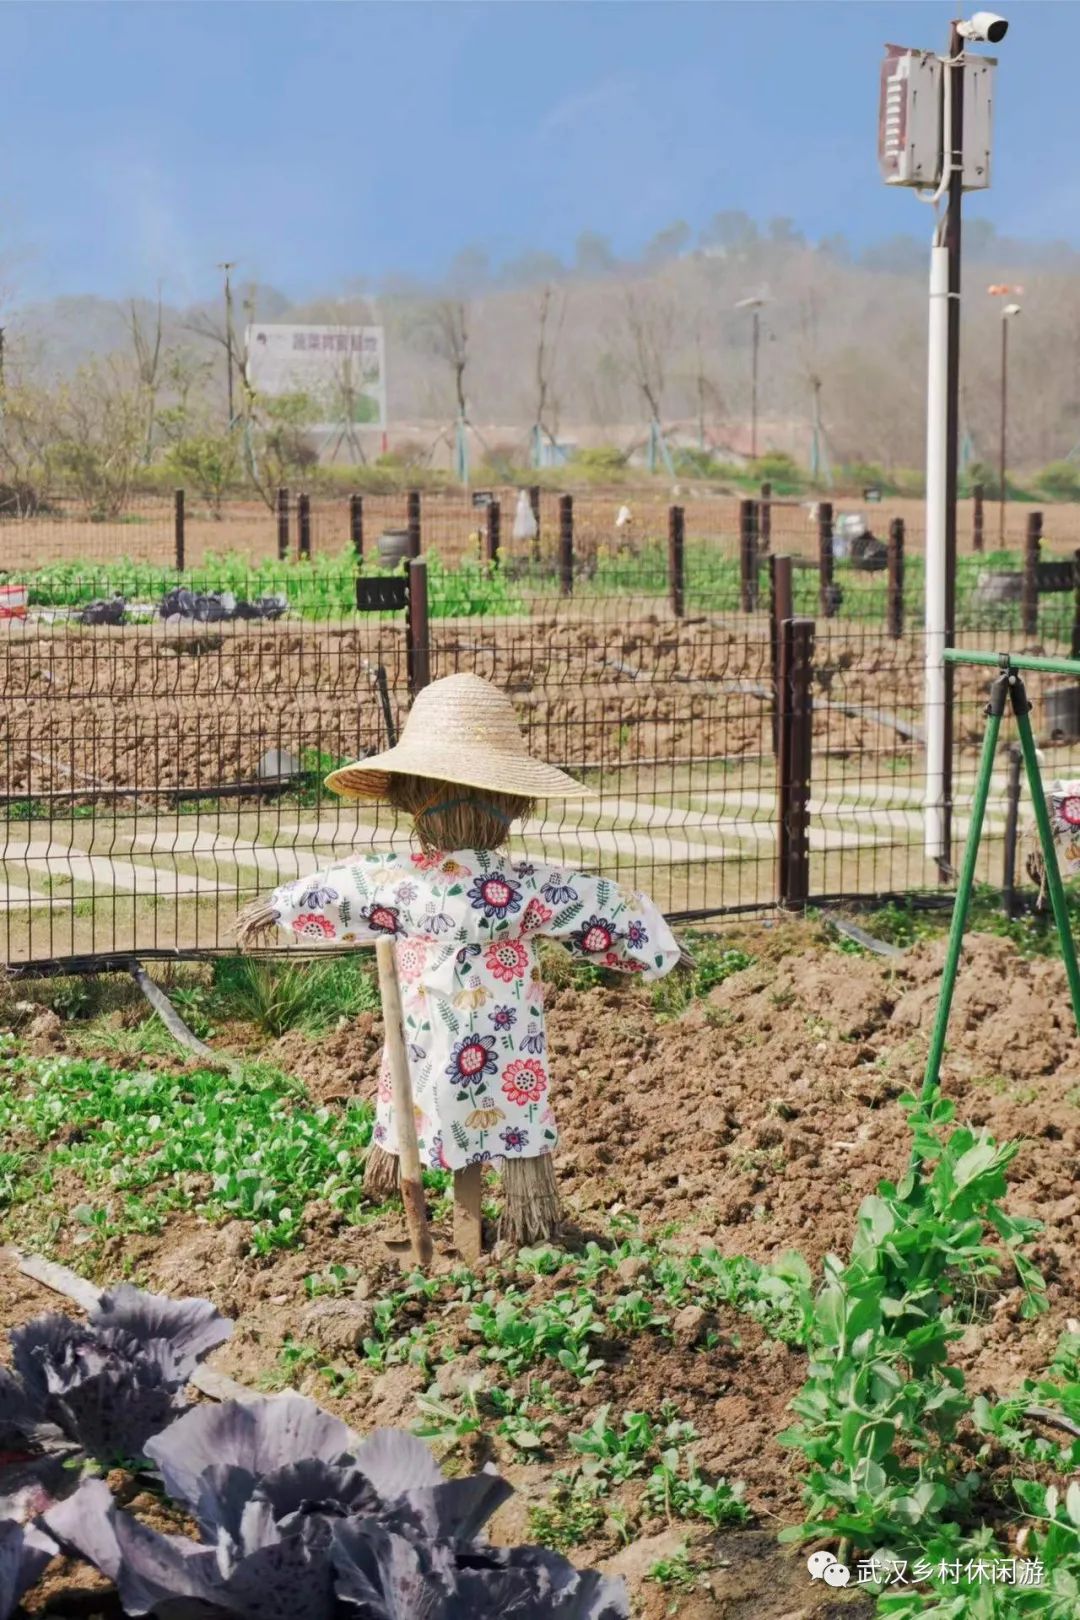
[925,240,949,861]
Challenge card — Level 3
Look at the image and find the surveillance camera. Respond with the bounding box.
[958,12,1009,44]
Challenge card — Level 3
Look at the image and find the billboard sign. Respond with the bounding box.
[245,323,386,431]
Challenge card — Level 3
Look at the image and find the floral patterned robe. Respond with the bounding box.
[264,849,680,1171]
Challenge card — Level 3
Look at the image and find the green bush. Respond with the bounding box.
[569,446,629,480]
[840,462,897,496]
[751,452,804,492]
[1037,461,1080,502]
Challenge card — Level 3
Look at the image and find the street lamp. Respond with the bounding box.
[989,290,1022,544]
[218,261,237,426]
[735,295,768,462]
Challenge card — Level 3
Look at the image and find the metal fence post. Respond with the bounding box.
[1002,743,1022,919]
[407,489,422,560]
[529,484,541,563]
[276,487,290,561]
[1072,548,1080,661]
[739,499,758,611]
[407,557,431,695]
[759,480,772,554]
[297,492,312,560]
[1023,510,1042,637]
[973,482,984,554]
[777,616,815,910]
[485,498,501,565]
[668,504,685,618]
[559,494,574,597]
[887,517,905,639]
[174,488,185,573]
[350,493,364,562]
[817,501,834,618]
[769,554,793,757]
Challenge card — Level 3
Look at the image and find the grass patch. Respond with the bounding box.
[210,955,380,1037]
[851,883,1080,959]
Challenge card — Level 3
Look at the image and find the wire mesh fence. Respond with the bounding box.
[5,487,1080,974]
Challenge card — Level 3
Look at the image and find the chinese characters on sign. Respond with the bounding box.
[244,324,386,431]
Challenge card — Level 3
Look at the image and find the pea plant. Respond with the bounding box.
[780,1089,1063,1607]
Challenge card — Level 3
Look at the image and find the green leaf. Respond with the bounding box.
[814,1283,846,1348]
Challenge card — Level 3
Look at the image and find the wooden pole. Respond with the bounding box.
[1022,510,1041,638]
[529,483,541,564]
[559,493,574,596]
[407,489,422,559]
[374,938,433,1269]
[887,517,905,639]
[276,487,289,561]
[406,556,431,695]
[769,554,793,758]
[485,497,501,564]
[174,488,185,573]
[350,493,364,562]
[817,500,835,618]
[739,499,758,611]
[667,504,685,618]
[454,1162,483,1265]
[297,492,312,560]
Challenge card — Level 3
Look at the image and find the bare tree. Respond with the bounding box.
[424,298,469,425]
[47,357,145,518]
[128,289,164,463]
[532,284,567,449]
[618,284,675,428]
[690,319,725,451]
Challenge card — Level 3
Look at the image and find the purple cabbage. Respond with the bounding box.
[5,1284,231,1467]
[0,1519,56,1620]
[44,1394,627,1618]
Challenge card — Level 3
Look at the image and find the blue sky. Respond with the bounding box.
[1,0,1072,304]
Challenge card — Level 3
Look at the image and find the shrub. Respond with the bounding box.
[570,446,629,479]
[1037,460,1080,501]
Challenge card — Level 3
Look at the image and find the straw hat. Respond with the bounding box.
[325,673,591,801]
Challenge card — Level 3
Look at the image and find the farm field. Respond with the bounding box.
[2,912,1080,1617]
[5,591,1080,967]
[6,488,1080,572]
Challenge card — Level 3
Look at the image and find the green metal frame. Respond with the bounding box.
[922,651,1080,1111]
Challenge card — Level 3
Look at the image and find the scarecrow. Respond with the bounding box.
[1025,777,1080,903]
[236,673,683,1245]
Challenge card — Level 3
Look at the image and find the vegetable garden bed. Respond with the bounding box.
[3,918,1080,1615]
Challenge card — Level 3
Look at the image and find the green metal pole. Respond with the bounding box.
[920,669,1010,1110]
[946,648,1080,679]
[1012,682,1080,1033]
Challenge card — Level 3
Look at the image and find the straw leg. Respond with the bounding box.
[499,1154,562,1248]
[364,1143,401,1200]
[454,1164,484,1264]
[374,938,433,1268]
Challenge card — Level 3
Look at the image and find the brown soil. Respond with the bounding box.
[5,608,1076,799]
[2,923,1079,1616]
[7,488,1080,571]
